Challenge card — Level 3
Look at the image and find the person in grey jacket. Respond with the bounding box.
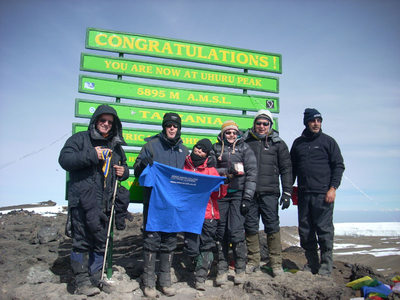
[59,104,129,296]
[290,108,345,276]
[243,110,292,277]
[133,112,188,297]
[210,120,257,286]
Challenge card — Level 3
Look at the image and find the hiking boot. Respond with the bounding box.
[318,250,333,276]
[304,249,320,274]
[195,281,206,291]
[143,286,157,298]
[215,272,228,286]
[267,231,283,268]
[75,284,101,296]
[272,266,285,277]
[161,286,176,297]
[233,271,246,284]
[303,263,313,273]
[245,233,261,269]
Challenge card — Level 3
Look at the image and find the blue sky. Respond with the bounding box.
[0,0,399,225]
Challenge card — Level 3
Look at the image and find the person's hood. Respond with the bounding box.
[88,104,126,146]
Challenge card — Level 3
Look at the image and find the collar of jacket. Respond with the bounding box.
[146,132,183,149]
[185,155,209,170]
[301,128,322,140]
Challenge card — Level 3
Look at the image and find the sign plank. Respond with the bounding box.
[79,75,279,112]
[86,28,282,73]
[75,99,278,130]
[81,53,279,93]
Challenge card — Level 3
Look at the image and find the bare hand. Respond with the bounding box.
[95,147,111,160]
[114,165,125,177]
[325,187,336,203]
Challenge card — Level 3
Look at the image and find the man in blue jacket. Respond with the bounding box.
[134,112,188,297]
[290,108,344,276]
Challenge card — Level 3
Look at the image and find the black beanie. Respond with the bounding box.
[194,138,212,154]
[303,108,323,126]
[162,112,181,129]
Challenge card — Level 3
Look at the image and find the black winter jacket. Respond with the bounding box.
[59,105,129,211]
[290,129,345,193]
[133,132,188,207]
[133,132,189,178]
[243,129,292,195]
[211,133,257,201]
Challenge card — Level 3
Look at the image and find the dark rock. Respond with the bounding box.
[26,264,58,284]
[38,225,59,244]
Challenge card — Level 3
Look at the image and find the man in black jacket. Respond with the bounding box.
[290,108,345,276]
[133,112,188,297]
[59,105,129,295]
[243,110,292,277]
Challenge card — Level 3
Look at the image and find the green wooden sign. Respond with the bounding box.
[81,53,279,93]
[86,28,282,73]
[73,124,218,148]
[73,116,278,149]
[75,99,278,130]
[120,176,143,203]
[125,151,139,169]
[79,75,279,112]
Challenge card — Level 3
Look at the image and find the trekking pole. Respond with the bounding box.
[100,164,120,282]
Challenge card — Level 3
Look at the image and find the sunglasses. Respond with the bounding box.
[255,121,270,126]
[98,118,113,125]
[195,145,207,153]
[225,130,238,136]
[166,124,178,128]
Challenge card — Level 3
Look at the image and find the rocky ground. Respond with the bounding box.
[0,210,399,300]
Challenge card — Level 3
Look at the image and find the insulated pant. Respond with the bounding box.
[216,192,246,274]
[297,192,334,252]
[245,192,280,235]
[70,206,108,253]
[216,191,246,244]
[142,200,178,253]
[184,219,218,257]
[195,251,214,283]
[142,201,177,288]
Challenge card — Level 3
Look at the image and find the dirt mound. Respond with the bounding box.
[0,210,397,299]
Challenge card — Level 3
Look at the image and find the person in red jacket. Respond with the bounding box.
[183,139,227,291]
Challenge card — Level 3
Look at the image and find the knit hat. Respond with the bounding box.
[303,108,322,126]
[162,112,181,129]
[194,138,212,154]
[221,120,239,135]
[254,109,273,124]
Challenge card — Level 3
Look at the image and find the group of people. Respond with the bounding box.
[59,105,344,297]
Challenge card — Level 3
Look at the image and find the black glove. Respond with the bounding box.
[115,212,134,230]
[115,186,132,230]
[240,199,251,216]
[86,209,108,233]
[279,192,291,210]
[228,165,238,176]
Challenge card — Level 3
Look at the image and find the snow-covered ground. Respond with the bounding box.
[334,222,400,237]
[1,206,399,237]
[0,205,66,217]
